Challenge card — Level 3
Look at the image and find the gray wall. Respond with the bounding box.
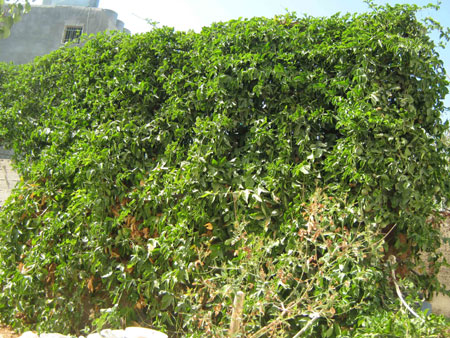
[42,0,100,6]
[0,5,127,64]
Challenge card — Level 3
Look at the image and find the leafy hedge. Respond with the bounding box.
[1,2,449,337]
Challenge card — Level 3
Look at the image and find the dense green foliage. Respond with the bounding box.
[0,2,449,337]
[0,0,32,39]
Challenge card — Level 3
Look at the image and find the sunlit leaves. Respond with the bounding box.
[0,0,33,39]
[0,3,449,337]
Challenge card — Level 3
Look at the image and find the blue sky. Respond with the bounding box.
[37,0,450,121]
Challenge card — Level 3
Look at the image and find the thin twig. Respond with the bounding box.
[292,313,321,338]
[389,256,422,320]
[248,305,292,338]
[248,319,282,338]
[248,279,317,338]
[373,223,398,248]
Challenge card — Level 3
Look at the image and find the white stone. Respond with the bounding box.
[124,327,167,338]
[86,334,102,338]
[39,334,70,338]
[100,329,126,338]
[19,332,39,338]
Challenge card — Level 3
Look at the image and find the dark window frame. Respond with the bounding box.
[63,26,83,44]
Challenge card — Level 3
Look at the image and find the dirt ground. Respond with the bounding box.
[0,324,20,338]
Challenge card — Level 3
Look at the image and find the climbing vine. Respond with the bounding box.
[0,2,449,337]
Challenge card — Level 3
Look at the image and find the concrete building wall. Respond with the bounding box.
[42,0,100,6]
[0,5,126,64]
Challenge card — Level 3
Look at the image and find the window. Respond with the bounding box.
[63,26,83,43]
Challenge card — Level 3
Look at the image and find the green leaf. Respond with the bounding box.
[300,164,311,175]
[160,294,174,310]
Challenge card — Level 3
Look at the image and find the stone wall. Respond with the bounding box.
[0,148,19,206]
[430,212,450,317]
